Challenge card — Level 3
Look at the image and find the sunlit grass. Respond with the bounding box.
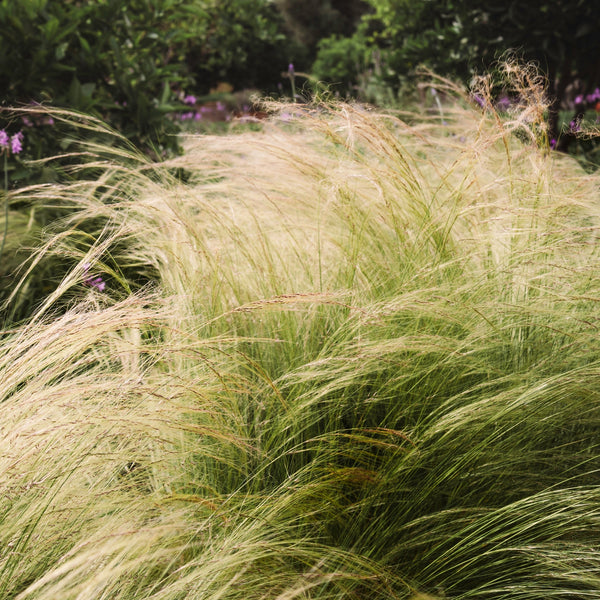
[1,74,600,598]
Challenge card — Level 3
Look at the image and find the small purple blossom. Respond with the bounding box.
[10,132,23,154]
[216,101,226,111]
[22,116,34,127]
[85,276,106,292]
[83,262,106,291]
[472,94,486,109]
[496,95,511,111]
[183,94,196,105]
[288,63,294,74]
[194,112,203,121]
[585,88,600,103]
[550,138,557,150]
[575,94,584,105]
[0,130,8,148]
[569,119,581,133]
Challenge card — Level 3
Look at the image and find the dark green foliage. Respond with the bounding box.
[0,0,199,168]
[364,0,600,140]
[0,0,297,188]
[187,0,295,93]
[275,0,370,65]
[360,0,600,83]
[313,0,600,146]
[312,35,370,93]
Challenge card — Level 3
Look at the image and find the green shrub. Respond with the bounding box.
[0,0,298,188]
[187,0,295,94]
[312,35,369,95]
[312,0,600,158]
[275,0,369,62]
[0,0,202,173]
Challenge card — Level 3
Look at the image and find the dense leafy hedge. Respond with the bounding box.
[0,0,298,187]
[313,0,600,155]
[0,0,199,168]
[187,0,297,93]
[275,0,368,62]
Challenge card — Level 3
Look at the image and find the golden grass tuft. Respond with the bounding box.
[1,71,600,598]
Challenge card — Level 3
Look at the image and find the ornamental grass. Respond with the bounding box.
[1,74,599,599]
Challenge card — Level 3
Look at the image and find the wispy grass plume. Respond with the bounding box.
[1,73,600,598]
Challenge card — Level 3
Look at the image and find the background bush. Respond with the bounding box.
[312,0,600,156]
[275,0,369,66]
[3,0,600,173]
[0,0,199,167]
[186,0,297,94]
[0,0,298,187]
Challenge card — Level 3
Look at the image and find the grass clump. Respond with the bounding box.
[1,73,600,599]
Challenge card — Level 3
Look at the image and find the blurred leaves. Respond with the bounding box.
[0,0,295,187]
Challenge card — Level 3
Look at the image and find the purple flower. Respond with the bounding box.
[472,94,486,108]
[550,138,557,150]
[496,95,511,111]
[194,112,203,121]
[22,116,34,127]
[569,119,581,133]
[183,94,196,105]
[85,276,106,292]
[0,130,8,149]
[575,94,584,105]
[288,63,294,74]
[11,132,23,154]
[83,262,106,291]
[216,101,225,111]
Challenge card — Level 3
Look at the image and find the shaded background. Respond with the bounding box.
[0,0,599,178]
